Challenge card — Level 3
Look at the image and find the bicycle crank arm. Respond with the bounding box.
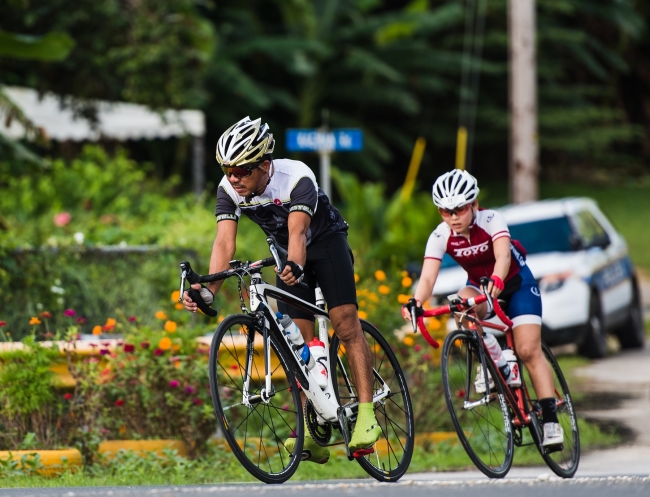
[463,395,494,410]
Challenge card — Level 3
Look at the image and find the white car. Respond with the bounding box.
[431,198,644,358]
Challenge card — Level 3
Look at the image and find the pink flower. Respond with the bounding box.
[76,317,87,324]
[64,309,76,317]
[40,311,52,319]
[192,398,203,406]
[154,348,164,356]
[123,344,135,353]
[423,354,431,361]
[169,380,179,388]
[0,321,6,327]
[128,316,137,322]
[53,212,71,227]
[140,341,150,349]
[115,399,124,407]
[99,349,110,356]
[88,343,98,348]
[185,385,196,394]
[63,393,73,400]
[414,344,422,352]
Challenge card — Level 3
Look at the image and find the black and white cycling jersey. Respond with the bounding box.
[215,158,348,248]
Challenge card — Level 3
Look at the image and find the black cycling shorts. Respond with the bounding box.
[276,232,357,321]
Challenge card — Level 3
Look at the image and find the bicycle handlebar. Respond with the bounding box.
[178,236,307,318]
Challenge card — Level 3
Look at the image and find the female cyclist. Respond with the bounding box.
[402,169,563,447]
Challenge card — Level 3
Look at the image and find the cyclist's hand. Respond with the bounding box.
[401,298,423,321]
[277,261,304,286]
[488,275,504,299]
[183,284,214,313]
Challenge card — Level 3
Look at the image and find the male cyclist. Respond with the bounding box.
[182,116,381,463]
[402,169,564,447]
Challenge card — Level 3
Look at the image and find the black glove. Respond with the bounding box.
[285,260,304,284]
[403,298,424,317]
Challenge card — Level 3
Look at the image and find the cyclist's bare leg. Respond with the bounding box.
[512,324,555,399]
[328,304,372,403]
[458,286,488,323]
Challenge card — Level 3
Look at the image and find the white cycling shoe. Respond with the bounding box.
[474,366,495,394]
[542,422,564,447]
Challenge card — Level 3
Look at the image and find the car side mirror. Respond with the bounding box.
[591,233,611,249]
[569,234,583,251]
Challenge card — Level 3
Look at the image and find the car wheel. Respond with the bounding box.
[578,292,608,358]
[615,282,645,349]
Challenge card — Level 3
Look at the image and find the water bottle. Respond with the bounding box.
[501,348,521,387]
[277,312,315,370]
[483,333,511,380]
[308,338,328,389]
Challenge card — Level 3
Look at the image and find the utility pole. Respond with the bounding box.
[509,0,538,203]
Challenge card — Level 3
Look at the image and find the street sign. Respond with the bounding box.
[285,128,363,152]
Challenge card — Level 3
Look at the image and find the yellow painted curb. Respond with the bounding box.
[98,439,188,459]
[0,449,82,476]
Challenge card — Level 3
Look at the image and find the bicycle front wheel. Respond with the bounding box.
[209,314,304,484]
[441,329,514,478]
[525,341,580,478]
[330,319,414,482]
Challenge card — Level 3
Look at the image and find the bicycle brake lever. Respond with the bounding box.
[179,270,187,303]
[410,307,418,333]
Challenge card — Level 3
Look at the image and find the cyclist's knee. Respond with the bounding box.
[329,304,362,341]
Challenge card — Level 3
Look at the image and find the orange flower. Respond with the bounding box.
[164,320,177,333]
[158,337,172,350]
[174,303,184,310]
[103,317,117,331]
[171,290,181,302]
[354,273,360,283]
[401,276,413,288]
[29,317,41,325]
[358,310,368,319]
[359,299,366,308]
[397,294,410,304]
[218,315,225,323]
[378,285,390,295]
[367,292,379,303]
[374,270,386,281]
[92,325,102,335]
[426,318,442,331]
[155,311,167,320]
[403,336,414,346]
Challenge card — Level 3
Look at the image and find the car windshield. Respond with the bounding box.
[508,216,575,255]
[439,215,575,269]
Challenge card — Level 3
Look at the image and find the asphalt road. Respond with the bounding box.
[1,477,650,497]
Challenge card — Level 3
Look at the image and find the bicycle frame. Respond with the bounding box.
[243,268,392,427]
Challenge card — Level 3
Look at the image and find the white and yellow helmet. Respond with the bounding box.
[216,116,275,167]
[432,169,480,209]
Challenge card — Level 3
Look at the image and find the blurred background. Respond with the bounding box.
[1,0,649,338]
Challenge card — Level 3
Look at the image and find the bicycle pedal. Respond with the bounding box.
[543,444,564,454]
[352,447,374,458]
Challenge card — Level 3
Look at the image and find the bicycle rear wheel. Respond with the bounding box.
[209,314,303,484]
[330,319,414,482]
[441,329,514,478]
[524,342,580,478]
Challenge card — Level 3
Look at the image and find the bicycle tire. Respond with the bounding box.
[441,329,514,478]
[208,314,304,484]
[524,341,580,478]
[330,319,414,482]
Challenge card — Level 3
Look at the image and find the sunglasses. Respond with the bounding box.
[220,164,258,179]
[438,203,472,218]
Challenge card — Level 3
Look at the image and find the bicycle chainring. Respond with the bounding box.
[305,400,332,447]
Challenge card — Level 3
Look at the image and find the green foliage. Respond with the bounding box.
[0,337,64,449]
[0,452,44,479]
[0,30,74,61]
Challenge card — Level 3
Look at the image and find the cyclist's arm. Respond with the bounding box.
[279,211,310,285]
[490,236,511,297]
[413,258,442,306]
[206,219,238,295]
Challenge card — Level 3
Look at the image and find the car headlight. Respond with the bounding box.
[539,271,573,293]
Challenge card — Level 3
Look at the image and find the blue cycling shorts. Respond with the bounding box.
[467,264,542,328]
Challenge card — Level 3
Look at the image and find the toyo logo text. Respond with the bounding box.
[453,240,489,257]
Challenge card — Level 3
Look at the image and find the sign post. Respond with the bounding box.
[285,128,363,198]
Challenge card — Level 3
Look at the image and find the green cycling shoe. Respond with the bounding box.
[349,402,382,455]
[284,430,330,464]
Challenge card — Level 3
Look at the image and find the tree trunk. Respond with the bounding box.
[509,0,539,203]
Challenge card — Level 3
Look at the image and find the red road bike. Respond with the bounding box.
[407,279,580,478]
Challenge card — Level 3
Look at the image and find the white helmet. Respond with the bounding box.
[216,116,275,167]
[432,169,479,209]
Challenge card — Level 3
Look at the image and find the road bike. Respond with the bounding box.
[178,237,414,484]
[406,278,580,479]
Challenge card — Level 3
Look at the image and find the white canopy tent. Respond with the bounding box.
[0,86,206,194]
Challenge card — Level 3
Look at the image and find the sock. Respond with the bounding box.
[539,397,558,424]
